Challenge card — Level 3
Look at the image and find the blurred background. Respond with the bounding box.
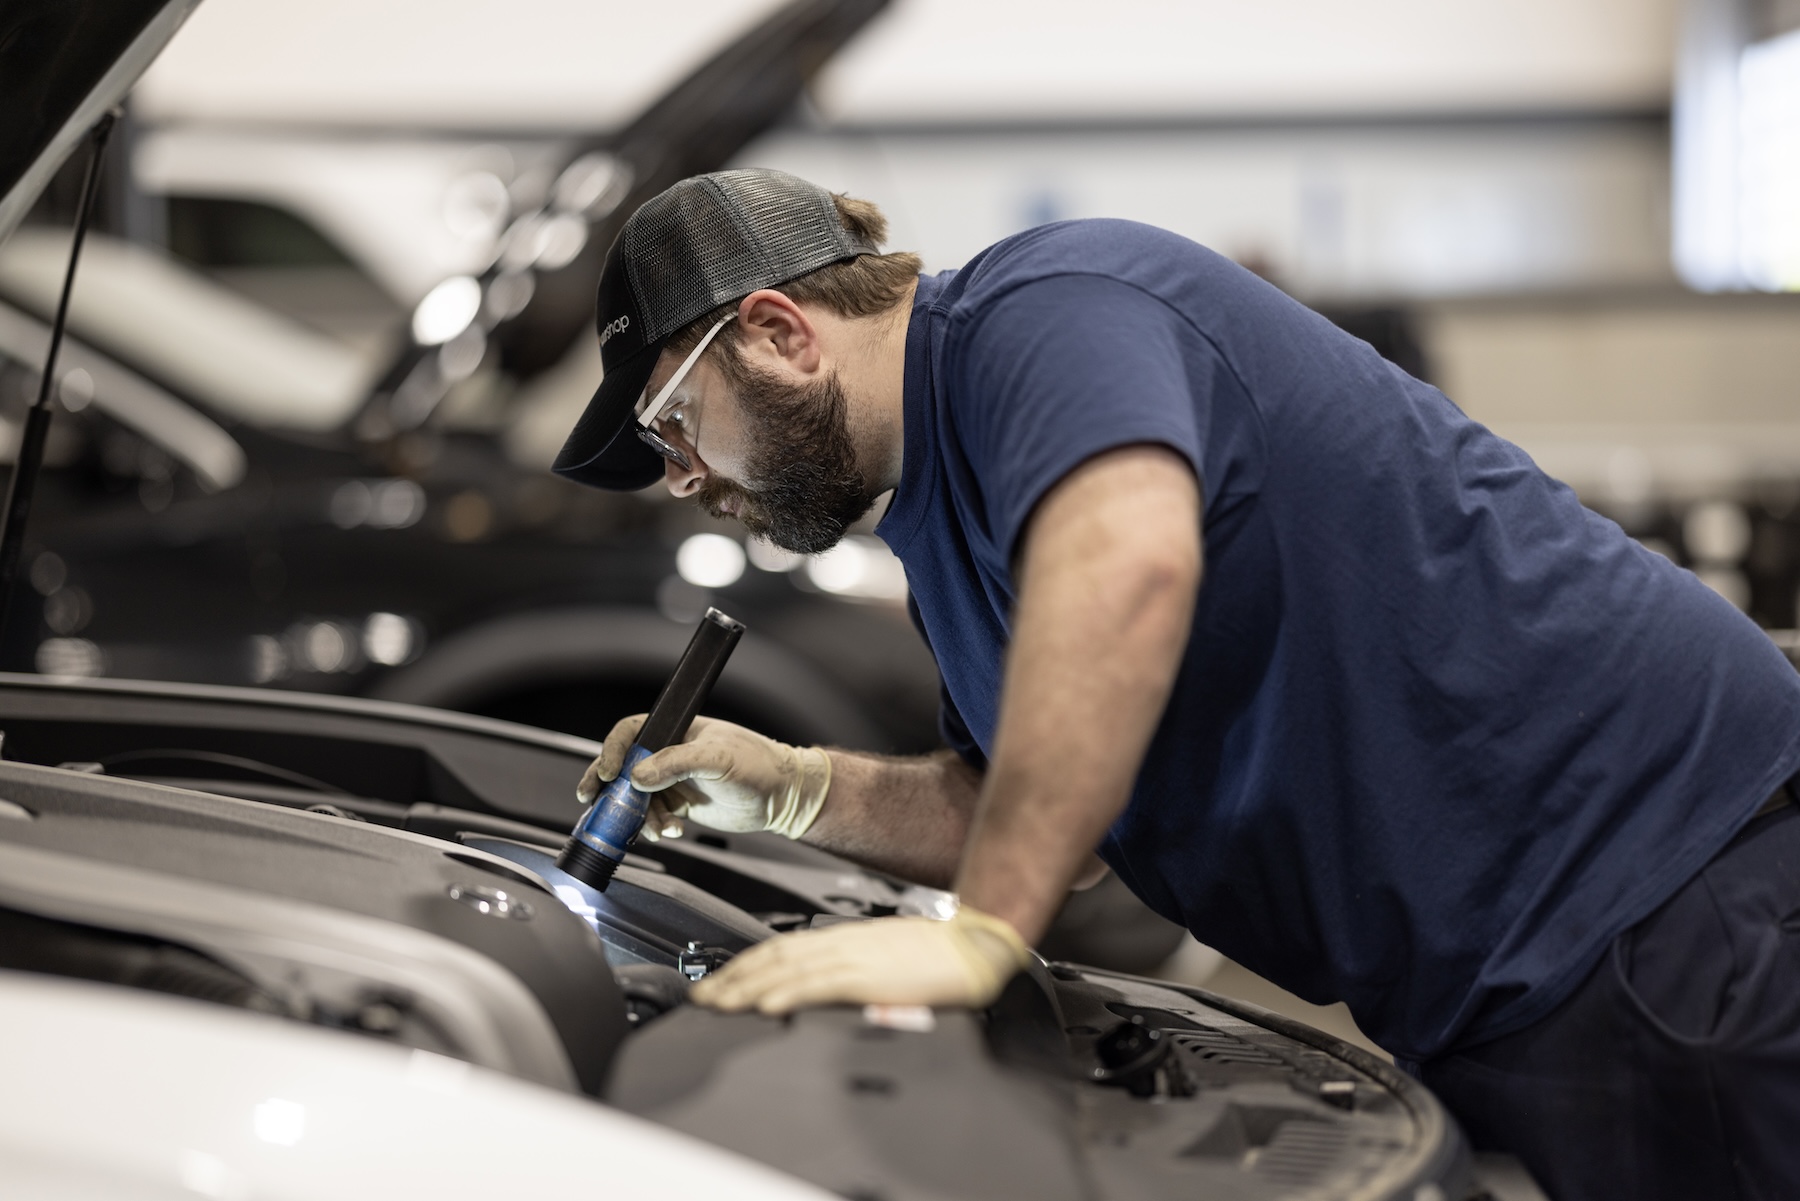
[4,0,1798,1051]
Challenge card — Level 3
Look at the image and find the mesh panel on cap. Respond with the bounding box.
[620,182,749,342]
[620,169,873,343]
[718,169,852,273]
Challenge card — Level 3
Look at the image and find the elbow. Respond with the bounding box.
[1085,542,1198,657]
[1128,547,1200,634]
[1115,519,1202,629]
[1143,536,1202,598]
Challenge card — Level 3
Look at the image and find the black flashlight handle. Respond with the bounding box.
[635,608,745,751]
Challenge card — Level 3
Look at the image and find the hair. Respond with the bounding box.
[662,192,922,383]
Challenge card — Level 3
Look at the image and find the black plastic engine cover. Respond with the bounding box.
[0,760,628,1092]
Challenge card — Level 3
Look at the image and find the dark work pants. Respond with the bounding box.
[1413,804,1800,1201]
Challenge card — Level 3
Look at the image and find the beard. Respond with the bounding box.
[696,357,874,555]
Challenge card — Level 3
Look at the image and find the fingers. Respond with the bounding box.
[577,714,647,803]
[687,919,997,1014]
[754,967,870,1015]
[690,935,810,1010]
[631,741,737,791]
[691,927,868,1012]
[638,795,687,843]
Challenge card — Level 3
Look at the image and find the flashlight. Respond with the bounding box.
[556,607,745,891]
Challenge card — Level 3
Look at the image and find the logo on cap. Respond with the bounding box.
[599,314,631,347]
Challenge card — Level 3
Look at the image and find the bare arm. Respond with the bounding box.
[804,444,1198,919]
[597,443,1196,919]
[682,445,1198,1016]
[957,445,1201,943]
[801,748,982,888]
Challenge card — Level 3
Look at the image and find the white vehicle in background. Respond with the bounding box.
[0,0,945,757]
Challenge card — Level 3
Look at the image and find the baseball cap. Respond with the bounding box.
[553,168,879,490]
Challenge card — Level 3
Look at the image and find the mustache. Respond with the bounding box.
[698,477,766,531]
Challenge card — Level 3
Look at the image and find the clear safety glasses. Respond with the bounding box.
[634,318,729,473]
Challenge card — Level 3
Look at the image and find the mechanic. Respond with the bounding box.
[554,168,1800,1201]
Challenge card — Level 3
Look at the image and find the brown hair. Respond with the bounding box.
[662,192,922,376]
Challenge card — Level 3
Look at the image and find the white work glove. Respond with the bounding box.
[689,906,1033,1015]
[577,714,831,842]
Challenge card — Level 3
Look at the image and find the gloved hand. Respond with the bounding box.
[688,905,1033,1014]
[576,714,831,842]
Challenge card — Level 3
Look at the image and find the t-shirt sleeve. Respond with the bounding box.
[936,680,988,770]
[947,272,1208,564]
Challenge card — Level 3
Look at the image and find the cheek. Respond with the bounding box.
[698,395,759,479]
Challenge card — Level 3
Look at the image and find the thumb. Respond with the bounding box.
[579,714,647,802]
[631,741,736,791]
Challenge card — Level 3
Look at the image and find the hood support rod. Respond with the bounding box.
[0,110,117,669]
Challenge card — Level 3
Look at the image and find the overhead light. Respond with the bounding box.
[29,551,67,596]
[436,327,487,383]
[482,271,535,323]
[554,153,633,218]
[412,276,482,345]
[300,622,352,673]
[1684,500,1753,565]
[247,634,287,684]
[656,575,712,624]
[57,368,94,412]
[532,214,588,271]
[370,480,426,529]
[363,612,419,667]
[253,1097,306,1147]
[747,537,803,573]
[35,638,104,677]
[330,480,425,531]
[676,534,746,588]
[1674,18,1800,291]
[804,536,908,602]
[442,171,510,242]
[1738,30,1800,290]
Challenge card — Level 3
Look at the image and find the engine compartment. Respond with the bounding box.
[0,675,1472,1201]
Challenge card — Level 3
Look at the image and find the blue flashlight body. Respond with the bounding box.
[569,745,656,864]
[556,608,744,891]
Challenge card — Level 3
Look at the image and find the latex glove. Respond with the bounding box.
[577,714,831,842]
[689,905,1033,1014]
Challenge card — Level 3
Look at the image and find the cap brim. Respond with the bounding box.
[552,341,667,490]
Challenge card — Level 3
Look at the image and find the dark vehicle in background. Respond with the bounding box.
[2,0,945,755]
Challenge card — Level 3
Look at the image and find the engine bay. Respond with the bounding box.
[0,675,1472,1200]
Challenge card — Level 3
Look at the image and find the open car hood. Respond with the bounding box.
[0,0,201,246]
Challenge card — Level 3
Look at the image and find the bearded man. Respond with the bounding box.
[554,168,1800,1201]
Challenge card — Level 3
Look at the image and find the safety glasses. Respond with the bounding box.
[634,318,729,473]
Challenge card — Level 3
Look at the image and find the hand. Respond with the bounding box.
[688,905,1032,1014]
[577,714,831,841]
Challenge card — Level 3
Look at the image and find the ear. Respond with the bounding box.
[736,289,821,375]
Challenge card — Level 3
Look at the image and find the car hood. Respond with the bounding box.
[0,0,201,246]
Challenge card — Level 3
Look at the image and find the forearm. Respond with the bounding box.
[801,747,981,888]
[957,447,1201,944]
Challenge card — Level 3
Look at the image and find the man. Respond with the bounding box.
[555,168,1800,1201]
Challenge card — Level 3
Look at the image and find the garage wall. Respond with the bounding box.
[739,119,1672,298]
[1422,294,1800,500]
[134,0,1678,132]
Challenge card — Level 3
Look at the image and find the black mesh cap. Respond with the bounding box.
[553,169,879,490]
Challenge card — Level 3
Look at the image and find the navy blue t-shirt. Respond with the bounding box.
[875,219,1800,1060]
